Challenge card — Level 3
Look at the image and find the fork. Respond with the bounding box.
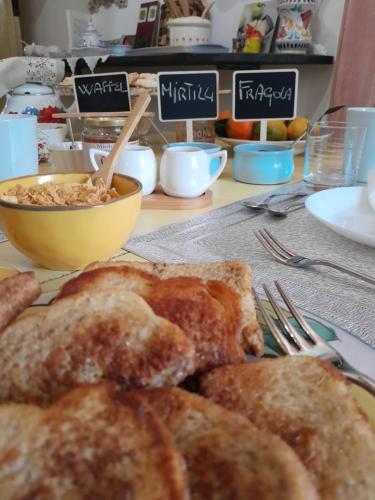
[255,228,375,286]
[253,281,375,396]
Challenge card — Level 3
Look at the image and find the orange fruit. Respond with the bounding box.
[226,118,254,140]
[252,120,287,141]
[267,120,288,141]
[217,110,232,121]
[287,117,309,140]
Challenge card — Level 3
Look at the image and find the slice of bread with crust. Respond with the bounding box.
[201,357,375,500]
[83,261,263,355]
[0,384,189,499]
[137,387,319,500]
[0,288,195,406]
[56,265,247,372]
[0,271,41,332]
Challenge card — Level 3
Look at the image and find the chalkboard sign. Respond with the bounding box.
[233,69,299,121]
[157,71,219,122]
[73,72,131,113]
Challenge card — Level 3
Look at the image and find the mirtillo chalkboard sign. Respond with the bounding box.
[157,71,219,122]
[73,72,131,113]
[157,71,219,142]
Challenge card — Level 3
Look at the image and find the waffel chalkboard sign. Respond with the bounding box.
[233,69,299,121]
[73,72,131,113]
[157,71,219,122]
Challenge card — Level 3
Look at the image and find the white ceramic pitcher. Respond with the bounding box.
[90,144,157,196]
[160,146,227,198]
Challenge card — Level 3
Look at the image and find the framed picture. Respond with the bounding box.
[134,1,161,48]
[139,7,148,23]
[148,5,158,22]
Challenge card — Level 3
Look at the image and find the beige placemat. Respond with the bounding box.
[126,183,375,348]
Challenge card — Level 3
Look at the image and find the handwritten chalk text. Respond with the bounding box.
[161,81,214,104]
[238,80,292,107]
[77,80,128,96]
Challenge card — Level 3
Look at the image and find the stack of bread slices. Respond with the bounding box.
[0,263,373,499]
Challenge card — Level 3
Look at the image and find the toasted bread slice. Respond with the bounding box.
[56,265,246,372]
[0,271,41,332]
[0,288,195,406]
[0,384,188,499]
[84,260,263,355]
[137,387,318,500]
[201,357,375,500]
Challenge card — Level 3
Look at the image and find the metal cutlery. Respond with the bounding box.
[253,280,375,395]
[243,199,306,217]
[242,191,308,210]
[255,228,375,285]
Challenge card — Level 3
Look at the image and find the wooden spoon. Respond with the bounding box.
[91,93,151,189]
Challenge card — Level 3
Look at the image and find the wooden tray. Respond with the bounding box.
[141,186,213,210]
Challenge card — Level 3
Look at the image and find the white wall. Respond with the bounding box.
[19,0,88,49]
[93,1,143,40]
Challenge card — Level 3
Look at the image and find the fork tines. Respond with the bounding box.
[253,281,327,356]
[255,229,293,263]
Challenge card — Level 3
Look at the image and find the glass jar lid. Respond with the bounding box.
[83,117,127,128]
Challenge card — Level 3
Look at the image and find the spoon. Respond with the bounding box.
[66,118,77,150]
[242,192,308,210]
[288,129,307,150]
[202,0,215,18]
[91,94,151,189]
[266,200,306,217]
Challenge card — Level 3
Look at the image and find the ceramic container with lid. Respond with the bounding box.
[3,83,64,116]
[168,16,211,46]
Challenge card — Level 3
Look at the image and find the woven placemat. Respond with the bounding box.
[126,182,375,348]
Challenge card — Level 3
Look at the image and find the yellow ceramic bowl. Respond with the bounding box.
[0,173,142,270]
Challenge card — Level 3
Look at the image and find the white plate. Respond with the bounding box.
[305,186,375,248]
[217,137,306,156]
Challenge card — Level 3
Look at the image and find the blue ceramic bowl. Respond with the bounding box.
[233,144,294,185]
[164,142,221,175]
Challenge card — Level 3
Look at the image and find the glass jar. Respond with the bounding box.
[81,117,139,171]
[175,120,216,143]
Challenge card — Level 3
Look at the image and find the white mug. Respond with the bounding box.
[90,145,157,196]
[347,107,375,183]
[160,146,227,198]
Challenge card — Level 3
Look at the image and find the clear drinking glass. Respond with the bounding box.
[303,121,367,187]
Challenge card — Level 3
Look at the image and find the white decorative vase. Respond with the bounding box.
[276,0,320,54]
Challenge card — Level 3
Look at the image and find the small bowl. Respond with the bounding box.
[233,144,294,185]
[164,142,221,175]
[48,141,86,173]
[37,123,68,164]
[0,173,142,270]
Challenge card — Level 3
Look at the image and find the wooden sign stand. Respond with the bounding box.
[186,120,194,142]
[260,120,267,142]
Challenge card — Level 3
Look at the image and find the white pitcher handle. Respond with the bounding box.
[209,149,227,183]
[89,148,109,172]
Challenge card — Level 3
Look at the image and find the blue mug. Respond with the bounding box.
[233,144,294,185]
[0,115,38,181]
[164,142,221,175]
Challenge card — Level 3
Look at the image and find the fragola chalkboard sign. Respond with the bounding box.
[233,69,299,121]
[157,71,219,122]
[73,72,131,113]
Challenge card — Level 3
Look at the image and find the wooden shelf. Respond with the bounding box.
[95,53,334,71]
